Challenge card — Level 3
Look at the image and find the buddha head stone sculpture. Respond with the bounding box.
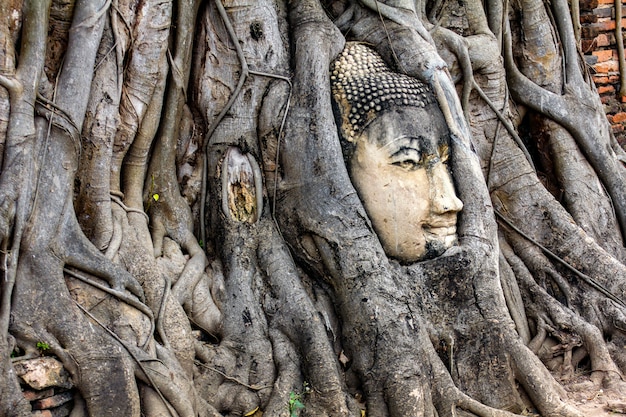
[331,43,463,262]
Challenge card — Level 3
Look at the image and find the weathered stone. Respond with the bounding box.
[32,391,73,410]
[330,43,436,142]
[612,111,626,122]
[598,85,615,94]
[602,96,621,111]
[22,388,55,402]
[13,358,72,390]
[592,18,615,31]
[594,60,619,73]
[580,0,599,11]
[592,6,613,18]
[598,33,615,46]
[593,74,610,84]
[31,401,73,417]
[580,13,598,23]
[592,49,615,62]
[582,26,600,39]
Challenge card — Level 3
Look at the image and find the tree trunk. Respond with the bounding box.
[1,0,625,416]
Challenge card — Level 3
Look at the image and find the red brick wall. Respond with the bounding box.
[581,0,626,146]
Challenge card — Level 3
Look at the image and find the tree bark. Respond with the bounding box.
[1,0,625,416]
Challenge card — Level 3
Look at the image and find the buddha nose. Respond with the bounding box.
[429,162,463,215]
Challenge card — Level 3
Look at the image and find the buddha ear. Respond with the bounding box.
[332,98,357,143]
[341,128,357,143]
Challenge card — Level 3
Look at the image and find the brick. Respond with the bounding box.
[608,111,626,123]
[606,96,620,106]
[593,49,615,61]
[598,85,616,94]
[583,26,600,38]
[32,391,73,410]
[581,13,599,23]
[594,60,620,72]
[593,75,610,83]
[593,19,616,31]
[602,95,612,103]
[22,388,54,402]
[581,0,599,10]
[593,6,613,18]
[596,33,612,47]
[609,74,621,82]
[585,54,599,65]
[612,111,626,122]
[32,402,73,417]
[598,0,615,5]
[613,124,625,133]
[582,39,594,52]
[604,97,622,112]
[592,18,626,32]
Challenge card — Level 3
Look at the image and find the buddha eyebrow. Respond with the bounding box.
[389,146,421,159]
[378,135,423,152]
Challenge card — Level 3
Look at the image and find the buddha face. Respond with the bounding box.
[348,106,463,262]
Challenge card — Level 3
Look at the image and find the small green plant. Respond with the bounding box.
[288,391,305,417]
[36,341,50,353]
[10,346,23,358]
[145,175,160,211]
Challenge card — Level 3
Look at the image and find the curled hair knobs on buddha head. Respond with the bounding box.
[330,42,437,144]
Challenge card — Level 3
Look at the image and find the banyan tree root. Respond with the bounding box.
[502,232,626,390]
[194,143,358,415]
[274,1,583,415]
[3,0,626,416]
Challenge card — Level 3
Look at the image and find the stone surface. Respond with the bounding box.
[13,357,72,390]
[592,49,614,62]
[594,60,619,73]
[31,401,73,417]
[612,111,626,122]
[581,0,626,146]
[593,7,613,18]
[32,391,73,410]
[598,85,615,94]
[581,0,599,11]
[22,388,55,402]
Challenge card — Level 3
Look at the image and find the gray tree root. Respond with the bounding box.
[3,0,626,416]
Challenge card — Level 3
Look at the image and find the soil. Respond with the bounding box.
[563,376,626,416]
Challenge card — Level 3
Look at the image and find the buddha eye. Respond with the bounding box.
[388,143,423,170]
[392,158,422,170]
